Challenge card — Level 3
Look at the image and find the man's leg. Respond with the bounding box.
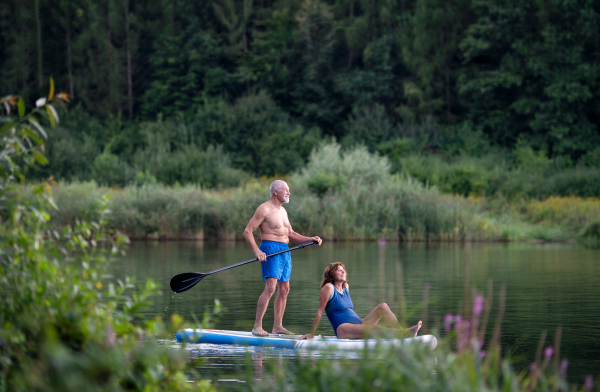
[272,280,291,334]
[252,278,277,336]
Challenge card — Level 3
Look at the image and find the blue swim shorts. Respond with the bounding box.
[260,240,291,283]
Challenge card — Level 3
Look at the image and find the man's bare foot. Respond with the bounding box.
[272,327,295,335]
[408,321,423,337]
[252,327,269,336]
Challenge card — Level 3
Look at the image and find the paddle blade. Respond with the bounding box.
[170,272,206,293]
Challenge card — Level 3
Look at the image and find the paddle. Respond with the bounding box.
[170,240,318,293]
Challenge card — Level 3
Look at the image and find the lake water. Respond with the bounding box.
[112,241,600,386]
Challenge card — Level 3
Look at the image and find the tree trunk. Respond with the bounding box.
[444,27,451,119]
[66,8,74,98]
[35,0,43,88]
[348,0,354,66]
[243,0,248,53]
[446,72,451,119]
[125,0,133,120]
[107,6,114,111]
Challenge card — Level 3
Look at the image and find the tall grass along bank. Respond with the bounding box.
[36,179,591,242]
[36,143,599,242]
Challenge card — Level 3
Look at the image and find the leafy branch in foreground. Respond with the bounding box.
[0,83,215,391]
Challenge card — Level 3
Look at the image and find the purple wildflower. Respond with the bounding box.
[106,325,116,346]
[529,363,537,371]
[473,296,484,316]
[378,237,386,246]
[443,314,454,332]
[544,347,553,361]
[560,359,568,378]
[584,375,594,391]
[456,321,471,351]
[479,351,486,358]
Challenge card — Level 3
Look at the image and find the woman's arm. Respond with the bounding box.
[299,284,334,340]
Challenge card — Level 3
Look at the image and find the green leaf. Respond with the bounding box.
[29,118,48,139]
[0,121,13,134]
[18,97,24,118]
[33,150,49,165]
[46,104,59,126]
[48,77,55,100]
[45,106,56,127]
[24,129,41,145]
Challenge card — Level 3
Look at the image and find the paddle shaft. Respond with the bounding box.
[201,240,317,277]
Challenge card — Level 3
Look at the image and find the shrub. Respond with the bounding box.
[307,170,346,197]
[132,170,158,187]
[192,91,322,176]
[299,142,391,188]
[583,147,600,167]
[378,137,414,172]
[399,154,500,196]
[536,168,600,198]
[0,87,214,391]
[0,192,215,392]
[92,152,134,187]
[342,104,399,151]
[582,221,600,240]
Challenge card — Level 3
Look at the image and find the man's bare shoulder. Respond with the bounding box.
[254,201,277,217]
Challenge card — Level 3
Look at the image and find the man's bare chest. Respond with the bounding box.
[262,211,286,230]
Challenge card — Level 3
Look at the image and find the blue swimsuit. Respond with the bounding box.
[325,284,362,336]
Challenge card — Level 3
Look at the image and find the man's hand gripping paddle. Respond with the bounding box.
[170,241,317,293]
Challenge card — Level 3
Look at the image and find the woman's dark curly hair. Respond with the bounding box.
[321,262,347,288]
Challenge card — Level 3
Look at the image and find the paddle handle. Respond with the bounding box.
[203,240,317,277]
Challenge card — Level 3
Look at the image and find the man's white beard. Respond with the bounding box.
[283,196,290,203]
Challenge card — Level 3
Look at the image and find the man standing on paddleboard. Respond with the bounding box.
[244,180,322,336]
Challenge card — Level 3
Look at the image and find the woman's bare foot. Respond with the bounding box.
[272,327,295,335]
[252,327,269,336]
[407,321,422,337]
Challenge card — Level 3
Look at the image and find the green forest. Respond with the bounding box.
[2,0,600,197]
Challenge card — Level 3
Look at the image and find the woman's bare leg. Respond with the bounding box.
[337,320,422,339]
[361,303,401,328]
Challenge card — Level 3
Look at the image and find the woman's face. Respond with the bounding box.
[334,266,346,283]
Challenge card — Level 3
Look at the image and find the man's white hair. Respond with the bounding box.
[270,180,285,197]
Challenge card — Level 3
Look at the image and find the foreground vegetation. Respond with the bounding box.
[37,143,600,242]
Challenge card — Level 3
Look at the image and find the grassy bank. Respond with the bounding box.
[34,143,600,242]
[37,179,598,242]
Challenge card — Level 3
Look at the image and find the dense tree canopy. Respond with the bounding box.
[1,0,599,181]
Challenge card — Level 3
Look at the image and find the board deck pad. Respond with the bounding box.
[176,329,437,350]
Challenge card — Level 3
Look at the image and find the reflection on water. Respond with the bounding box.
[113,241,600,382]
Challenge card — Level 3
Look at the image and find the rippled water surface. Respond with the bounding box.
[112,241,600,385]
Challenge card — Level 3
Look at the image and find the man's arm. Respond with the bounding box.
[243,205,268,261]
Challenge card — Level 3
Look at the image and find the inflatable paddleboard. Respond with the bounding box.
[176,329,437,350]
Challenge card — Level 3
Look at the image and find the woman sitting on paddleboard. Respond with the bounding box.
[299,262,422,340]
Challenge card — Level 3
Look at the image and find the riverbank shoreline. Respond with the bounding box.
[27,180,599,243]
[124,235,579,243]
